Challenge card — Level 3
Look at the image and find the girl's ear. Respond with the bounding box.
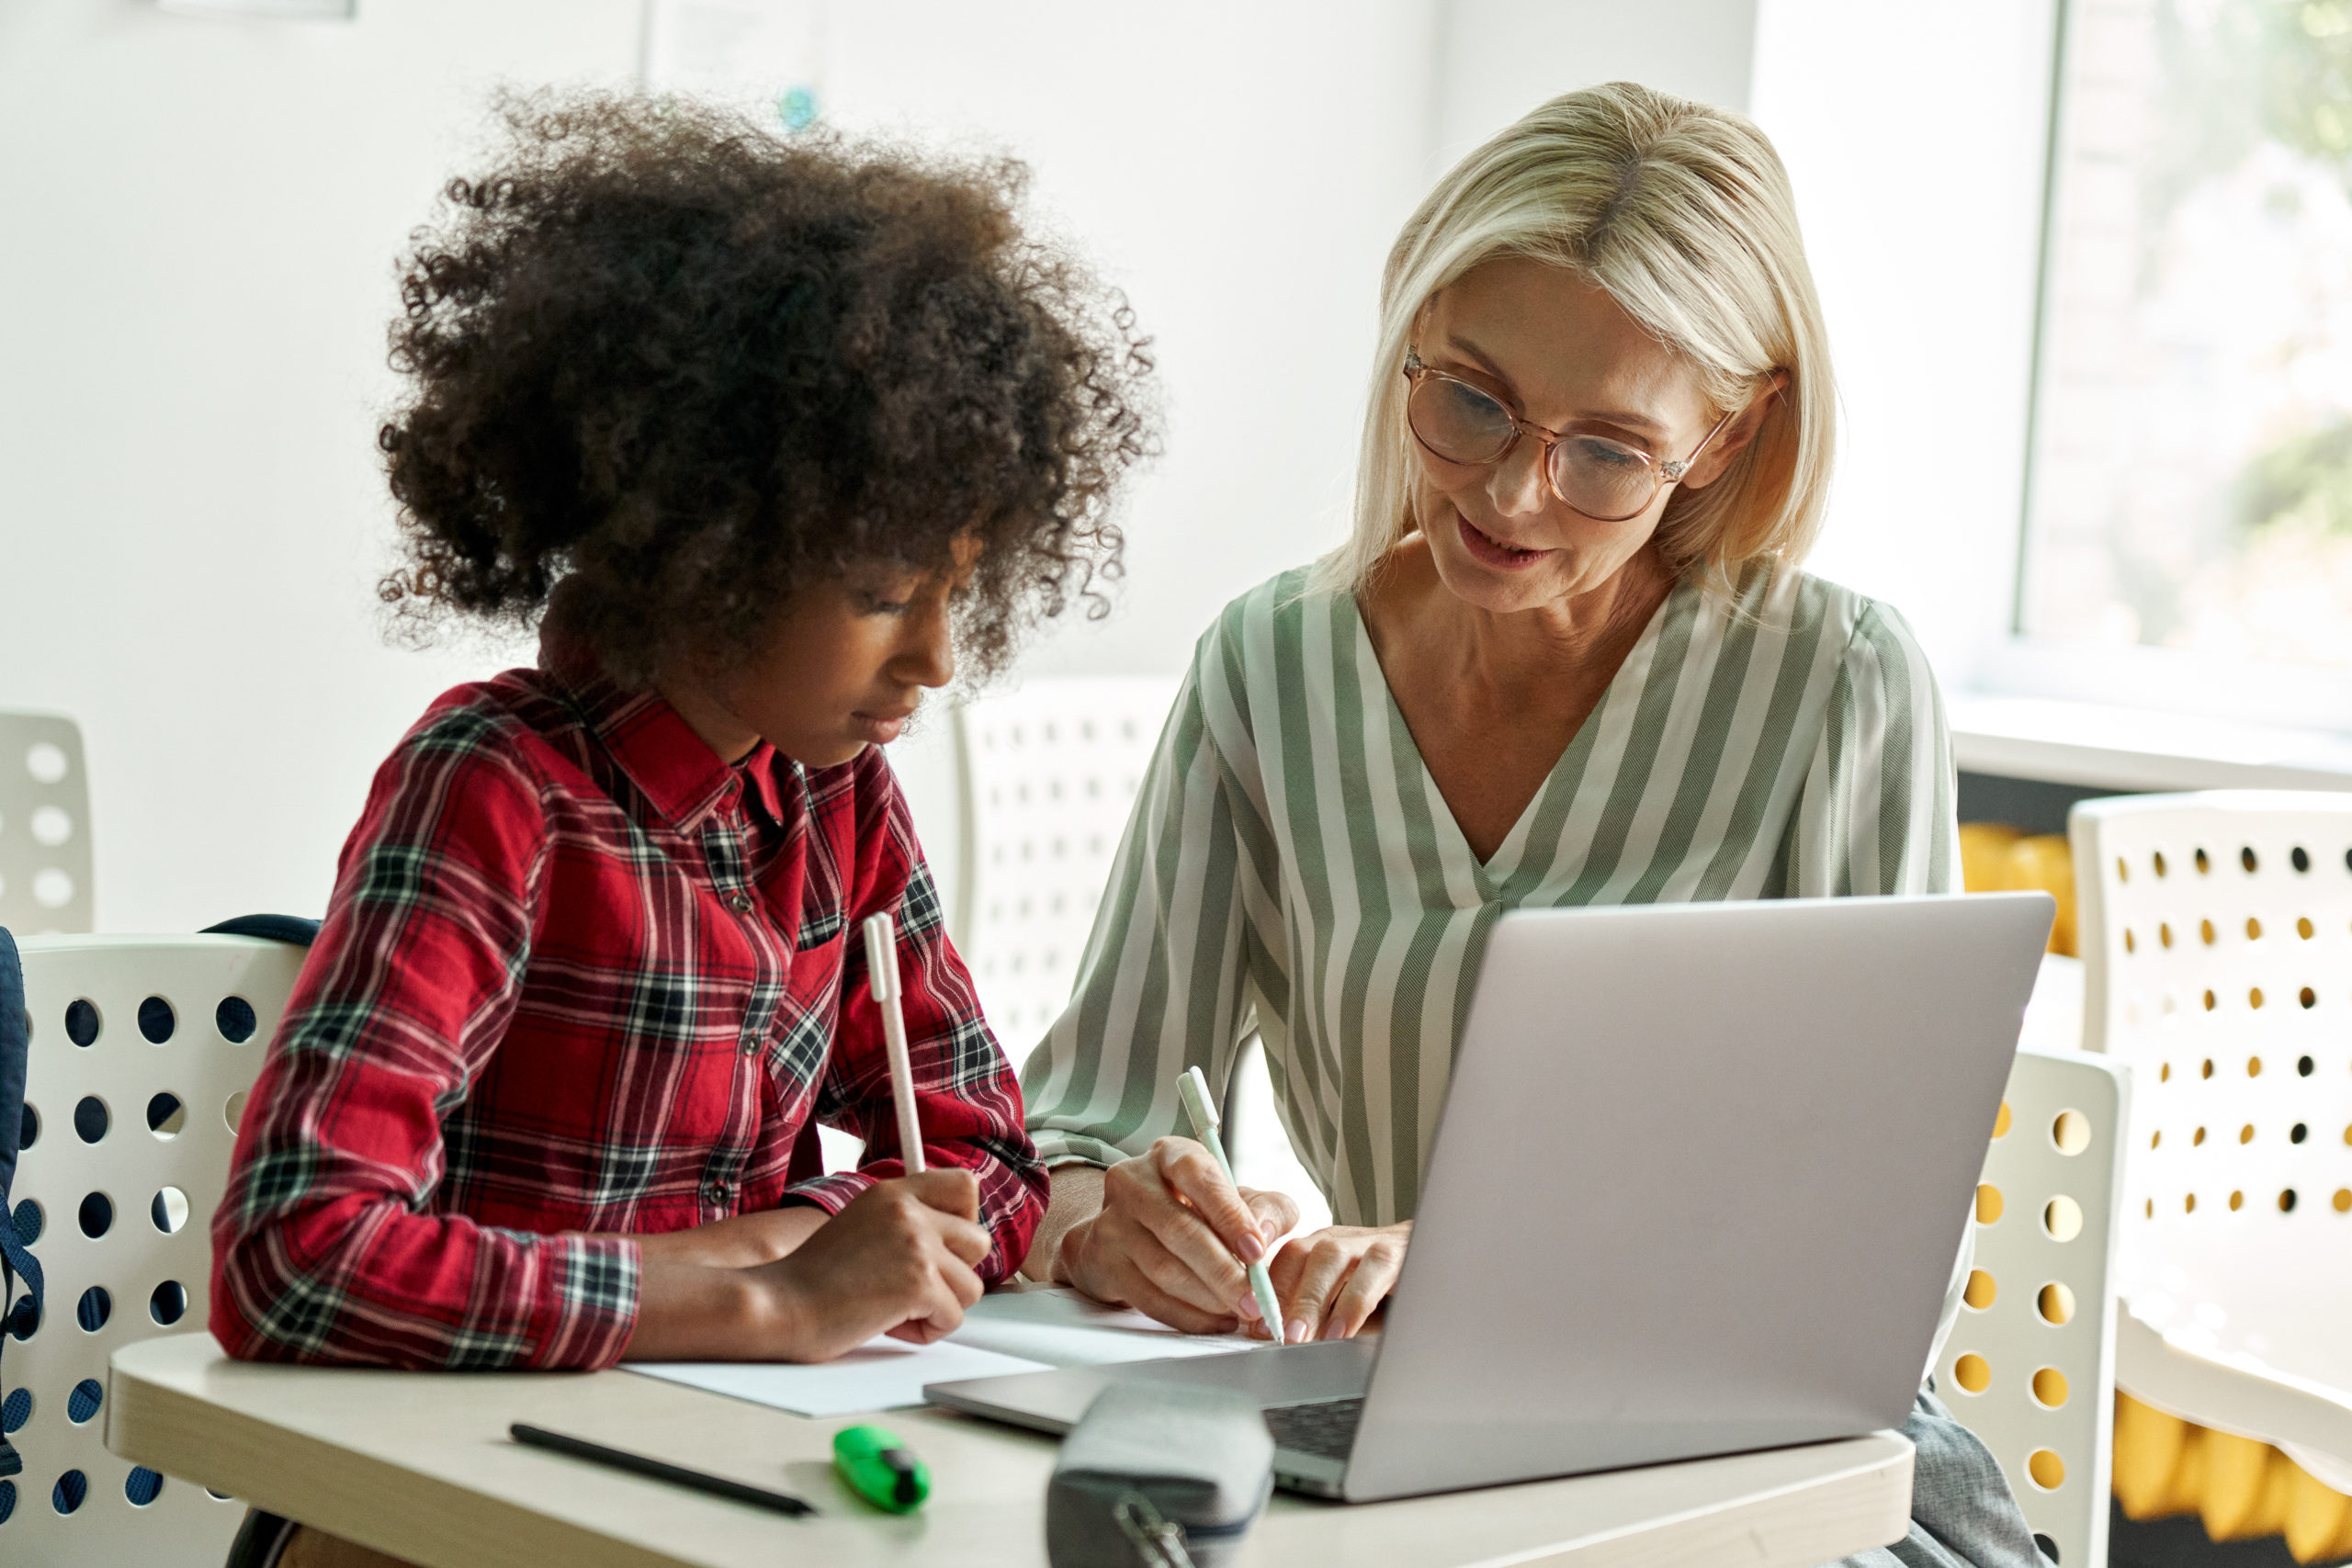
[1681,369,1789,491]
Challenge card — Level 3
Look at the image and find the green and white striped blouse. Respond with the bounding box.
[1023,562,1961,1225]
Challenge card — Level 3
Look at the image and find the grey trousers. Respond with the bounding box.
[1836,1390,2051,1568]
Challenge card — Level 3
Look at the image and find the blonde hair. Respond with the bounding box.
[1314,82,1834,599]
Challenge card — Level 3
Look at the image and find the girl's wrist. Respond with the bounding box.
[739,1255,813,1354]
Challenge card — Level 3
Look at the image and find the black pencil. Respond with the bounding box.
[509,1422,816,1517]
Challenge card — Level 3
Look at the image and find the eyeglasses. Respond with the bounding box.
[1401,346,1740,525]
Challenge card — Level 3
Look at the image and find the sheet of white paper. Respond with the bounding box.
[625,1337,1049,1416]
[947,1286,1261,1365]
[621,1288,1258,1416]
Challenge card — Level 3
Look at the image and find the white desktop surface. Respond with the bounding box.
[107,1331,1915,1568]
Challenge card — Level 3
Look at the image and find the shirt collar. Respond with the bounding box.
[740,750,802,830]
[541,630,780,835]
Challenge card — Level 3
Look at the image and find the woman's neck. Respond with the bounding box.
[1377,537,1674,709]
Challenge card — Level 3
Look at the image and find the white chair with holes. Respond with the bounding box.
[1,933,305,1562]
[0,714,94,935]
[953,675,1180,1047]
[1936,1044,2131,1568]
[954,674,1331,1228]
[2072,792,2352,1553]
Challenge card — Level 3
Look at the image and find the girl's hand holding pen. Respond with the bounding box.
[762,1170,991,1354]
[623,1169,988,1363]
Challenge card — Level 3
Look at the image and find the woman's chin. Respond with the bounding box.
[1429,528,1574,612]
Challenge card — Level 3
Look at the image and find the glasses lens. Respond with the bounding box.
[1408,375,1516,465]
[1550,434,1657,521]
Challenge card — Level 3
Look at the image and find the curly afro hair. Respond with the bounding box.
[379,91,1154,686]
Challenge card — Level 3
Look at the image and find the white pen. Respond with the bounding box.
[1177,1065,1288,1343]
[861,911,925,1175]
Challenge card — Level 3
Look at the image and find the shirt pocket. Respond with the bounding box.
[796,833,847,951]
[797,899,844,952]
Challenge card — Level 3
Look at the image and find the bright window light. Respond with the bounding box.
[2022,0,2352,671]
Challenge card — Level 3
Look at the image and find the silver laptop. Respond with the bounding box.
[930,893,2052,1503]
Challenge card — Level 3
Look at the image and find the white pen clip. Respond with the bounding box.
[1177,1065,1220,1136]
[863,911,901,1002]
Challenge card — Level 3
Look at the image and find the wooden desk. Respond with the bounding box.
[108,1334,1914,1568]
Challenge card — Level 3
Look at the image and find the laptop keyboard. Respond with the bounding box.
[1262,1397,1364,1461]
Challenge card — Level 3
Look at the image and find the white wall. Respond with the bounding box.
[0,0,1445,931]
[1433,0,1758,167]
[0,0,644,932]
[0,0,2059,933]
[1748,0,2059,682]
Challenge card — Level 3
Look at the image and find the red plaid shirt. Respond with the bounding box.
[210,657,1046,1371]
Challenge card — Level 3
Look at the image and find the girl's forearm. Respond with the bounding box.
[593,1205,831,1272]
[623,1257,795,1360]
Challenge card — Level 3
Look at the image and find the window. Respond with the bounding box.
[2022,0,2352,674]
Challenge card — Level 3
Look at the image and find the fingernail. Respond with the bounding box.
[1319,1318,1343,1341]
[1285,1319,1309,1346]
[1237,1233,1266,1263]
[1236,1292,1261,1321]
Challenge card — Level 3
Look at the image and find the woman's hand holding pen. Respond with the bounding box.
[1056,1137,1300,1335]
[624,1169,989,1362]
[1057,1139,1411,1343]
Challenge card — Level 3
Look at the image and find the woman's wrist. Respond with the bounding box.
[1051,1214,1093,1289]
[1024,1163,1107,1285]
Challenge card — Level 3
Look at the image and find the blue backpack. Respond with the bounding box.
[0,927,39,1482]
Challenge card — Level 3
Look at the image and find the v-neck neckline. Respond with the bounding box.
[1341,577,1688,888]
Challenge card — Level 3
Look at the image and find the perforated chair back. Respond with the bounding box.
[1936,1045,2129,1568]
[953,675,1180,1049]
[1,934,305,1560]
[0,714,93,934]
[2071,792,2352,1483]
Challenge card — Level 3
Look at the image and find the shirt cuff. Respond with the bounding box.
[537,1231,641,1371]
[781,1171,875,1216]
[1028,1131,1127,1169]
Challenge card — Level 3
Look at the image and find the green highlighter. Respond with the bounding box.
[832,1424,929,1513]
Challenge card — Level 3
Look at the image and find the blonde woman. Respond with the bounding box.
[1023,84,2039,1567]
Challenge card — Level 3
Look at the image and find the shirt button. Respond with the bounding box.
[726,892,755,914]
[703,1179,730,1205]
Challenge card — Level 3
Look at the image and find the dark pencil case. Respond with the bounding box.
[1045,1381,1274,1567]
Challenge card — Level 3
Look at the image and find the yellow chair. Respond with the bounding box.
[1962,822,2078,957]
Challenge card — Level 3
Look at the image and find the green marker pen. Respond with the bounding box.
[833,1424,929,1513]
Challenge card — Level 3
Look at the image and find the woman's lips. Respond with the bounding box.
[1455,512,1553,570]
[854,710,914,744]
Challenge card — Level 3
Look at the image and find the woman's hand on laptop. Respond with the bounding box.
[623,1169,991,1361]
[1057,1137,1300,1335]
[1264,1222,1411,1344]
